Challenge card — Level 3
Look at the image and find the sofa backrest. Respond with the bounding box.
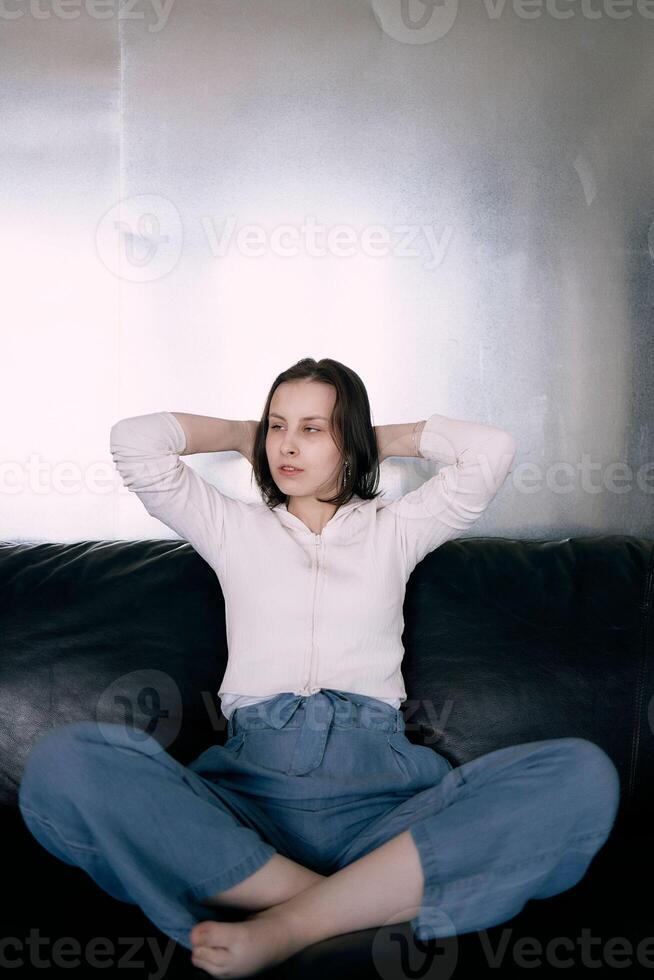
[2,534,652,833]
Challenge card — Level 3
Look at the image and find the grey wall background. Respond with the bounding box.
[2,0,652,542]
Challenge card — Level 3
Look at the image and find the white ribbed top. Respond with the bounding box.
[110,411,517,720]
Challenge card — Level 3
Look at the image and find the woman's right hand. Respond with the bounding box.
[239,419,259,465]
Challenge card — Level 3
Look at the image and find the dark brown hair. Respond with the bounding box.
[250,357,383,510]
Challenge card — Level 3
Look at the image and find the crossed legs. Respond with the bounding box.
[190,829,424,977]
[198,852,326,911]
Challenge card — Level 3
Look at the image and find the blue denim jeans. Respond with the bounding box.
[18,688,620,950]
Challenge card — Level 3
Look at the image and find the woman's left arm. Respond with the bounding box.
[383,413,518,574]
[375,421,426,463]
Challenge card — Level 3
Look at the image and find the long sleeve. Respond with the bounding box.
[388,412,518,575]
[109,411,227,571]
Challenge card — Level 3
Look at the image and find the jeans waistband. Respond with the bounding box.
[228,689,405,741]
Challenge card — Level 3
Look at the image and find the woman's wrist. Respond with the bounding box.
[375,420,426,462]
[238,420,259,464]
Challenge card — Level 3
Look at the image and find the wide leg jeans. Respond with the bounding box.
[18,688,620,950]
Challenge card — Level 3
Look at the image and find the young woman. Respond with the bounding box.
[18,358,620,978]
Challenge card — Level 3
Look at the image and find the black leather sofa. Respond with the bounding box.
[3,533,653,978]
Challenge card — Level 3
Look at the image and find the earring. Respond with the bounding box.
[343,460,351,481]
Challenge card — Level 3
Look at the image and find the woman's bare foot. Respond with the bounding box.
[189,906,305,978]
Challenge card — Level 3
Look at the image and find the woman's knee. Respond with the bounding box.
[558,737,621,820]
[23,719,97,767]
[19,720,130,811]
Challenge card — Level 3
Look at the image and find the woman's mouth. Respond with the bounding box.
[279,465,304,475]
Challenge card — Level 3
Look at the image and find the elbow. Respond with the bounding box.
[491,426,517,457]
[499,432,518,469]
[498,433,518,484]
[503,432,518,458]
[109,419,132,455]
[484,428,518,458]
[484,430,518,486]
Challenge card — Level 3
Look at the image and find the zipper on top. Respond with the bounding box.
[300,533,322,695]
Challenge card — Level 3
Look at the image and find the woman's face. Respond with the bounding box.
[266,379,344,500]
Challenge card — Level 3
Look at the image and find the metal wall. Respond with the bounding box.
[2,0,652,542]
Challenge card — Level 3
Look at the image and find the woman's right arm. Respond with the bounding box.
[109,411,239,571]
